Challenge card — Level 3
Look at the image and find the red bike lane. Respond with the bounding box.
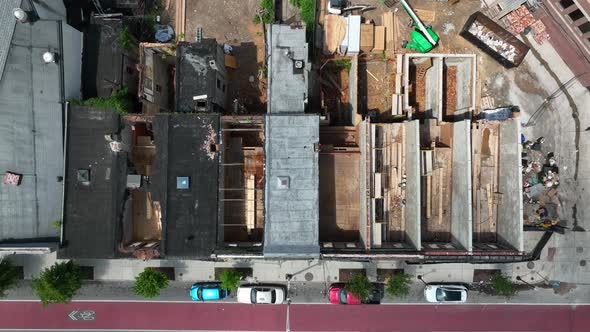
[0,301,589,331]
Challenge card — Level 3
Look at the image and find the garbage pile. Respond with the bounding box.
[522,136,563,231]
[468,21,517,62]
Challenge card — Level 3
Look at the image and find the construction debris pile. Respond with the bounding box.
[468,21,517,62]
[522,137,562,230]
[503,5,550,44]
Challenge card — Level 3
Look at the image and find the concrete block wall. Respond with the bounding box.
[496,119,524,251]
[404,120,421,250]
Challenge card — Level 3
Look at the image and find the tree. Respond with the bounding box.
[385,273,412,298]
[0,258,19,297]
[218,269,241,292]
[133,268,169,298]
[32,260,81,306]
[492,272,516,297]
[345,273,373,301]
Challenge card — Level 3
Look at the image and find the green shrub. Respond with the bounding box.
[121,26,135,50]
[133,268,169,298]
[492,272,515,297]
[290,0,315,30]
[71,87,132,114]
[32,261,81,306]
[345,273,373,301]
[0,259,19,298]
[218,269,241,292]
[332,59,352,71]
[385,273,412,298]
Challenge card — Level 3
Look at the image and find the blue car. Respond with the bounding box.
[190,283,228,301]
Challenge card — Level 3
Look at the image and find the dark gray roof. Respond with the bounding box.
[153,113,219,258]
[267,25,309,114]
[0,0,20,81]
[59,106,124,259]
[263,114,320,257]
[175,40,224,112]
[82,17,124,98]
[0,19,65,244]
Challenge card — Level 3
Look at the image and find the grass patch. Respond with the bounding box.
[253,0,274,24]
[70,88,132,114]
[290,0,315,31]
[385,273,412,298]
[332,59,352,71]
[492,272,516,297]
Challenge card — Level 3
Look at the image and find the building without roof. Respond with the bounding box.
[0,1,82,254]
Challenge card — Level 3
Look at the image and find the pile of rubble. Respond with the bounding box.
[468,21,517,62]
[522,137,562,230]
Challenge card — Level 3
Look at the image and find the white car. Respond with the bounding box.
[237,285,285,304]
[424,284,468,303]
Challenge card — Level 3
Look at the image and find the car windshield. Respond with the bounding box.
[436,288,461,302]
[339,289,348,304]
[197,287,203,300]
[271,290,276,303]
[251,289,257,303]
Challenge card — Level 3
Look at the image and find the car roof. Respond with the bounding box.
[202,288,220,300]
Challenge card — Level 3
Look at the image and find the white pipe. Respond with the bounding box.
[399,0,437,45]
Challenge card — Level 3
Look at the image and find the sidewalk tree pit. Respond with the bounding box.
[134,267,170,298]
[32,260,82,306]
[0,258,19,297]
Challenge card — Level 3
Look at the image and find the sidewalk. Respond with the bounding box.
[5,253,590,304]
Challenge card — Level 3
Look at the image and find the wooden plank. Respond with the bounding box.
[415,8,436,23]
[224,54,238,69]
[372,26,386,53]
[382,11,394,50]
[438,167,444,225]
[245,175,256,230]
[360,23,374,53]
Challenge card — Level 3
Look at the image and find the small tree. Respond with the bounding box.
[219,269,241,292]
[133,268,169,298]
[492,272,515,297]
[385,273,412,298]
[345,273,373,301]
[0,258,19,297]
[32,260,81,306]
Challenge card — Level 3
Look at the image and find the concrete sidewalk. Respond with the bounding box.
[5,252,590,304]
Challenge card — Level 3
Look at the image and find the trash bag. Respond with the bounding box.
[155,25,175,43]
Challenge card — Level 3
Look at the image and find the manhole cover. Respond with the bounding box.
[577,247,584,253]
[304,272,314,281]
[580,260,587,267]
[527,262,535,269]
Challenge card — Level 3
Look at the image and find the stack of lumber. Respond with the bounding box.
[382,12,395,52]
[373,26,386,53]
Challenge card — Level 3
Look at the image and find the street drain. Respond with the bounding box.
[527,262,535,269]
[580,260,586,267]
[577,247,584,253]
[305,272,314,281]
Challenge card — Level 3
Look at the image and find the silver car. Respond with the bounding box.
[237,285,286,304]
[424,284,468,303]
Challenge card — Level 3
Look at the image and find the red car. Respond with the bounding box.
[328,283,362,305]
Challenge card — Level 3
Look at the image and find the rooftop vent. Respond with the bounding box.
[13,8,28,23]
[126,174,141,189]
[42,52,56,64]
[276,176,290,190]
[77,169,90,186]
[177,176,190,189]
[294,60,304,69]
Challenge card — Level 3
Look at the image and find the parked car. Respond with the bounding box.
[237,285,285,304]
[190,282,228,301]
[424,284,468,303]
[329,283,384,305]
[328,283,362,305]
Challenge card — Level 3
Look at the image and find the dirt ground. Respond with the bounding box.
[182,0,267,113]
[319,154,361,242]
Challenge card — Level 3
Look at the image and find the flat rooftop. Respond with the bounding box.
[60,107,123,259]
[153,114,219,258]
[0,19,64,244]
[267,25,309,114]
[263,114,320,257]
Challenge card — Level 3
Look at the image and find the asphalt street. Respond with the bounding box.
[0,301,588,332]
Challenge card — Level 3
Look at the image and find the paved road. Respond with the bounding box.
[1,301,589,332]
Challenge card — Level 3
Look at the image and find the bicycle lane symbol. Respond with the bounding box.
[68,310,95,321]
